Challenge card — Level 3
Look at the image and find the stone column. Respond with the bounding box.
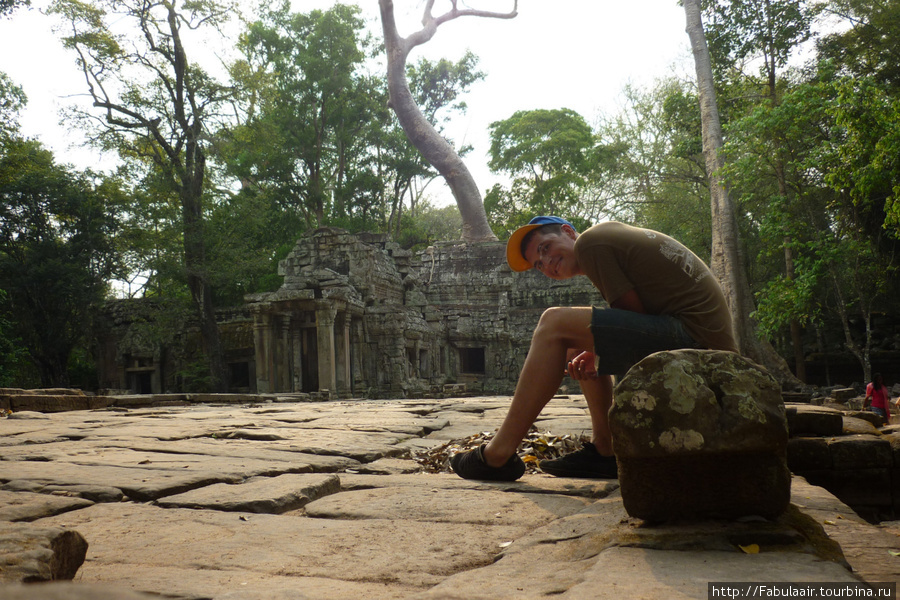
[278,314,291,392]
[253,312,272,393]
[316,304,337,394]
[291,324,303,392]
[335,313,352,395]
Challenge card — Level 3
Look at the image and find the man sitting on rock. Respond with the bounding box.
[451,217,738,481]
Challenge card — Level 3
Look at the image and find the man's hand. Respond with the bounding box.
[566,350,598,381]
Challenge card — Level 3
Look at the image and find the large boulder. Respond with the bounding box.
[610,349,790,521]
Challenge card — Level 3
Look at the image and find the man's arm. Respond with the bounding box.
[610,289,646,314]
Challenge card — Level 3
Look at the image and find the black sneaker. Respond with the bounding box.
[450,444,526,481]
[539,443,618,479]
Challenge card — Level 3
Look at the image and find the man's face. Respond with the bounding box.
[523,226,579,280]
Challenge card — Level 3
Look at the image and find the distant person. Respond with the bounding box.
[451,217,738,481]
[864,373,892,421]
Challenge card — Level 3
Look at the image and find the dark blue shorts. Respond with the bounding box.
[590,306,700,375]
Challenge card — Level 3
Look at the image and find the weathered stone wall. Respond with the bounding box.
[98,227,602,398]
[410,240,601,395]
[96,300,255,395]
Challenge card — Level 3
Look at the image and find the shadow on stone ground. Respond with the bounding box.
[0,395,898,599]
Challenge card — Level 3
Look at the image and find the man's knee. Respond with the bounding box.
[534,307,592,347]
[537,306,574,327]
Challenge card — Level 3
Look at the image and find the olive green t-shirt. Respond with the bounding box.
[573,222,738,353]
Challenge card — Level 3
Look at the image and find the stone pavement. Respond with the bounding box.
[1,395,899,599]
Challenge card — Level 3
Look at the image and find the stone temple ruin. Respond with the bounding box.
[97,227,602,398]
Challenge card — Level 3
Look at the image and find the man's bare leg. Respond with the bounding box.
[579,374,614,455]
[482,306,595,467]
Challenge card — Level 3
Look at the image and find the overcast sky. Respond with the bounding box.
[0,1,693,206]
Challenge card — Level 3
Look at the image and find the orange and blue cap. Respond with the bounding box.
[505,216,574,272]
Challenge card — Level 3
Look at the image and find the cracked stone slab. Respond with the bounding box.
[792,476,900,583]
[304,486,593,527]
[81,439,362,472]
[282,413,451,437]
[346,458,423,475]
[0,582,159,599]
[0,447,355,502]
[416,546,860,600]
[156,473,341,513]
[0,490,94,522]
[38,502,527,592]
[338,472,618,500]
[0,566,423,600]
[0,461,240,502]
[4,445,342,478]
[1,481,124,503]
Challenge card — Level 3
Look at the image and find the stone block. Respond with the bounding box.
[894,468,900,513]
[781,391,812,404]
[443,383,466,396]
[828,435,893,470]
[0,522,88,583]
[823,467,893,509]
[847,410,886,427]
[610,349,790,521]
[830,388,858,403]
[842,416,881,435]
[884,432,900,465]
[785,404,844,437]
[5,395,112,413]
[787,437,832,471]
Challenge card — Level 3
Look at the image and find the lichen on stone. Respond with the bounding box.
[736,396,767,423]
[628,389,657,411]
[657,359,705,414]
[658,427,705,452]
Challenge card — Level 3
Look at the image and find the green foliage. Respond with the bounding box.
[820,76,900,235]
[0,137,122,387]
[205,189,307,304]
[818,0,900,92]
[703,0,822,95]
[0,289,32,387]
[0,72,26,139]
[395,204,463,251]
[408,51,485,127]
[175,357,213,393]
[593,80,712,257]
[223,3,483,238]
[0,0,29,18]
[224,2,378,226]
[486,108,601,233]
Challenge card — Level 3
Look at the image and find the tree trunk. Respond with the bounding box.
[829,266,873,384]
[378,0,503,243]
[683,0,799,387]
[180,149,228,393]
[168,5,227,393]
[784,235,807,382]
[767,45,806,384]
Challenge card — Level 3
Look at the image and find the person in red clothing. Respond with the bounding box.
[864,373,892,421]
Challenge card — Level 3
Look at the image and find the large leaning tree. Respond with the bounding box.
[683,0,798,385]
[50,0,238,392]
[379,0,517,243]
[703,0,821,384]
